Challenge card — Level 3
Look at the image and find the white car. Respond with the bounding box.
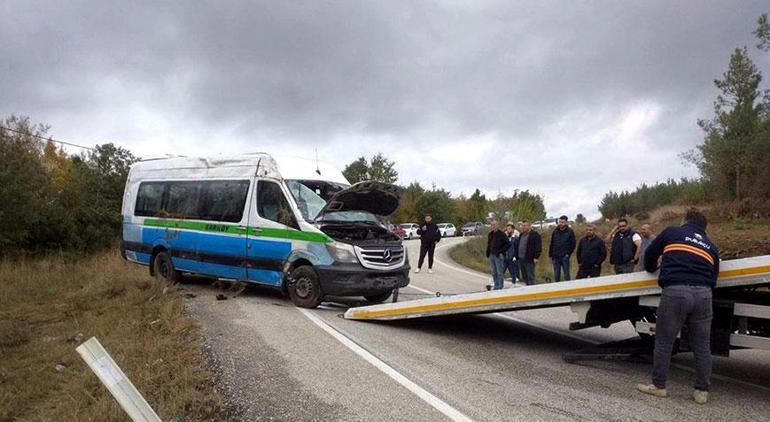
[437,223,456,237]
[399,223,420,239]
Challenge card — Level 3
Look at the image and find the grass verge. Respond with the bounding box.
[0,250,222,421]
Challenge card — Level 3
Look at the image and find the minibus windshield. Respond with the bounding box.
[286,179,347,222]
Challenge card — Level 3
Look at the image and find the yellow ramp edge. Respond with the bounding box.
[344,255,770,321]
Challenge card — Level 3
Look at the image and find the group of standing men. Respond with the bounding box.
[485,216,660,289]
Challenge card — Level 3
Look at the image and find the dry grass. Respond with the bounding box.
[0,251,222,421]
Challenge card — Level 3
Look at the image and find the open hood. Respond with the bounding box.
[317,181,402,217]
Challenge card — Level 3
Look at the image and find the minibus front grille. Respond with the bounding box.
[353,246,406,270]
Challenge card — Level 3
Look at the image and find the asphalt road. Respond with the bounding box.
[186,237,770,421]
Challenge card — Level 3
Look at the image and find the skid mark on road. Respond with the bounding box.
[298,308,474,422]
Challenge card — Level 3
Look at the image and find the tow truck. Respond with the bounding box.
[344,255,770,360]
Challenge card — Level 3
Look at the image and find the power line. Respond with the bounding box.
[0,124,95,151]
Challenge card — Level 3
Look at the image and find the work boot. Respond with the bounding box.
[693,389,708,404]
[637,384,667,398]
[414,268,421,274]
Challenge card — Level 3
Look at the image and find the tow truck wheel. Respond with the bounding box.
[364,291,392,303]
[288,266,323,308]
[153,251,180,283]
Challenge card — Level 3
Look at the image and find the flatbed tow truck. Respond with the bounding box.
[344,255,770,361]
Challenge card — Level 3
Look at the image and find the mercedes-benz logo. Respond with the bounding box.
[383,249,393,262]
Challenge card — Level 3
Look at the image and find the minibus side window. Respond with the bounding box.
[257,181,299,230]
[135,182,166,217]
[166,182,201,219]
[199,180,250,223]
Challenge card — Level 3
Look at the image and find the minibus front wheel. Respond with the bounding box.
[288,266,323,308]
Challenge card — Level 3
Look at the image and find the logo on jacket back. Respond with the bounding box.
[685,236,711,250]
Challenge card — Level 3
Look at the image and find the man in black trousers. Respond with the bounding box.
[576,224,607,278]
[415,213,441,274]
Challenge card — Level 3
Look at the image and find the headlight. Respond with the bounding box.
[325,242,359,263]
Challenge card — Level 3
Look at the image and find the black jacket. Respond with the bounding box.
[610,230,638,265]
[486,229,510,257]
[417,222,441,244]
[644,223,720,289]
[576,236,607,267]
[513,230,542,263]
[549,227,576,258]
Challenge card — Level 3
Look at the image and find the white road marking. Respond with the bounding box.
[298,308,474,422]
[416,242,770,394]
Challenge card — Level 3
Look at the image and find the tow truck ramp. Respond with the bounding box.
[344,255,770,322]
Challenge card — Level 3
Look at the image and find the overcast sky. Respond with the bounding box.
[2,1,769,219]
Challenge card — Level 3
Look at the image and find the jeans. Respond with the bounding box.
[519,262,536,285]
[652,285,713,391]
[418,242,436,269]
[552,255,571,281]
[614,262,635,274]
[488,255,506,290]
[576,264,601,279]
[503,258,519,282]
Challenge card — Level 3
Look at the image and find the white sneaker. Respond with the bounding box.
[693,389,708,404]
[414,268,421,274]
[428,269,433,274]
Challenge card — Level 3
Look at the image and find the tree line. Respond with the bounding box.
[600,14,770,219]
[0,116,135,255]
[343,154,547,227]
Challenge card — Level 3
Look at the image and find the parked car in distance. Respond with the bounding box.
[437,223,456,237]
[399,223,420,239]
[461,222,484,236]
[389,223,406,239]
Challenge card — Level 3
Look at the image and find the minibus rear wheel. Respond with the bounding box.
[288,266,323,308]
[153,251,180,283]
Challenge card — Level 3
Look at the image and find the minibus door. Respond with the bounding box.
[246,179,298,286]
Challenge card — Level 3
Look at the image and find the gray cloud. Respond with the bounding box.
[2,0,769,218]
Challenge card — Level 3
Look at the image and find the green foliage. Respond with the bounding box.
[755,13,770,52]
[598,179,708,219]
[575,213,586,224]
[342,153,398,184]
[0,116,136,255]
[415,187,455,223]
[489,190,546,223]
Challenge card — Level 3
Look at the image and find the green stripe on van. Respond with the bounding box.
[143,218,332,243]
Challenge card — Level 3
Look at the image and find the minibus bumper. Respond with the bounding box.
[316,263,410,296]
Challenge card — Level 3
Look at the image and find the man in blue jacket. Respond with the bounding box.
[637,209,719,405]
[503,222,520,285]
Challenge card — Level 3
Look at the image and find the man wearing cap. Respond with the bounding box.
[415,213,441,274]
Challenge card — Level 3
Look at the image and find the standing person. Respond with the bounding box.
[415,214,441,274]
[549,215,576,281]
[486,219,510,290]
[637,209,719,405]
[606,218,642,274]
[503,222,520,285]
[638,223,657,271]
[513,220,542,285]
[576,224,607,279]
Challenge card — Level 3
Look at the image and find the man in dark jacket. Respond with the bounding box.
[415,213,441,274]
[549,215,576,281]
[513,220,542,285]
[607,218,642,274]
[576,224,606,278]
[637,209,719,405]
[486,219,510,290]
